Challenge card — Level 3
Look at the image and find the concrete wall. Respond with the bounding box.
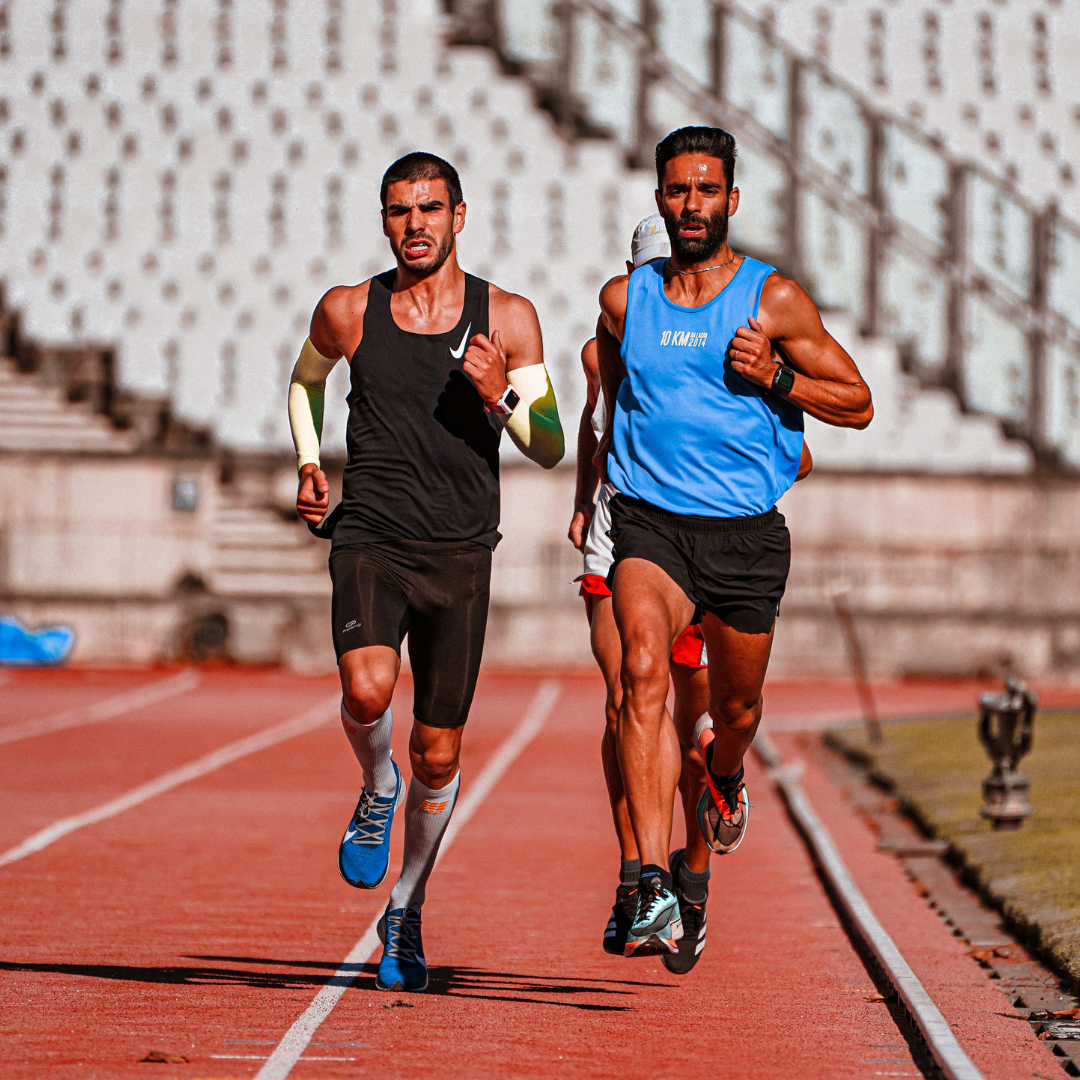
[488,467,1080,681]
[775,473,1080,679]
[4,456,1078,679]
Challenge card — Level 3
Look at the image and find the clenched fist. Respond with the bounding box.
[462,330,510,406]
[728,316,779,390]
[296,462,330,524]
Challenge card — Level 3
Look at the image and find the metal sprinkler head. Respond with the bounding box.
[977,678,1037,829]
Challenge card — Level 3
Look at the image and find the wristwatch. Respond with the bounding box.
[771,364,795,396]
[487,383,520,416]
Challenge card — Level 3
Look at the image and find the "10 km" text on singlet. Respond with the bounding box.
[608,256,804,518]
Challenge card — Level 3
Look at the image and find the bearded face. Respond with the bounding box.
[392,228,455,277]
[663,202,729,264]
[383,177,463,278]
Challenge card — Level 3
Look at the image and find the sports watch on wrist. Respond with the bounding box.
[487,383,520,416]
[771,364,795,396]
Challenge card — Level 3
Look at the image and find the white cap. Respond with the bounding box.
[631,213,670,268]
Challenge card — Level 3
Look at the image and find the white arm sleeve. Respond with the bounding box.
[504,362,565,469]
[288,338,339,471]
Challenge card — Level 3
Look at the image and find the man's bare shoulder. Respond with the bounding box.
[599,273,630,315]
[580,337,598,379]
[318,280,372,325]
[758,272,817,322]
[312,280,373,358]
[487,281,539,325]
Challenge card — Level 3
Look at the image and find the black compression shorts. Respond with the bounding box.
[329,539,491,729]
[606,494,790,635]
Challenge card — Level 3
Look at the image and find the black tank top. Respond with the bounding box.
[332,270,502,549]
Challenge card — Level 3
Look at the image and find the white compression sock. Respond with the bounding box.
[388,770,461,911]
[340,702,397,798]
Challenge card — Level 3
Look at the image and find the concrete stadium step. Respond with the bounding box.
[209,496,330,598]
[0,426,136,453]
[213,546,325,573]
[805,312,1033,473]
[209,571,331,598]
[0,358,136,454]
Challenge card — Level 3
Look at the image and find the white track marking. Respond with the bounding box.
[256,678,562,1080]
[0,669,201,747]
[0,694,340,870]
[755,732,984,1080]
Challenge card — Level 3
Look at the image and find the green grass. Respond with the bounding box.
[827,711,1080,989]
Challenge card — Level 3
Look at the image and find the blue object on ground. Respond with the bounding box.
[0,615,76,665]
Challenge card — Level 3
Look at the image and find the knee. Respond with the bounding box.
[709,693,761,735]
[411,741,459,788]
[621,641,669,697]
[340,666,395,724]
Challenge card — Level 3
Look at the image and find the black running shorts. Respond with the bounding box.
[329,539,491,729]
[606,494,790,635]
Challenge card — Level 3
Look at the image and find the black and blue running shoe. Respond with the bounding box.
[376,906,428,992]
[337,761,404,889]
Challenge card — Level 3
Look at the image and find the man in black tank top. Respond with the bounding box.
[287,153,564,993]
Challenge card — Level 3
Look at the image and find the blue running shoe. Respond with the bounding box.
[376,906,428,992]
[337,761,404,889]
[624,869,683,957]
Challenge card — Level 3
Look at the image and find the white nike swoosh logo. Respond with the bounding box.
[449,322,471,360]
[344,829,357,840]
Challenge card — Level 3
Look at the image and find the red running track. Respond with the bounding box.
[0,667,1065,1079]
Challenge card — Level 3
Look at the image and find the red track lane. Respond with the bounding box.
[770,731,1057,1079]
[0,670,1062,1078]
[0,669,189,734]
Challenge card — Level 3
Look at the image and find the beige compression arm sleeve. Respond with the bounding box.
[288,338,339,471]
[504,362,565,469]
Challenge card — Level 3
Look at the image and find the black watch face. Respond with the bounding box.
[773,366,795,395]
[504,387,521,410]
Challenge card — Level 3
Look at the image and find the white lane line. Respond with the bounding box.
[0,694,340,870]
[255,678,562,1080]
[0,669,201,747]
[755,732,984,1080]
[213,1056,357,1062]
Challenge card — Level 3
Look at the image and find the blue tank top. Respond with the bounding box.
[608,257,804,517]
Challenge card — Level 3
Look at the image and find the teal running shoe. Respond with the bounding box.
[376,906,428,992]
[624,869,683,957]
[337,761,404,889]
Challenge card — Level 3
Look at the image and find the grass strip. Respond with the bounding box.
[826,711,1080,990]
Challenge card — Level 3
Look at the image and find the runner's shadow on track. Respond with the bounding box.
[0,960,350,991]
[194,954,673,993]
[194,956,673,1010]
[2,958,672,1007]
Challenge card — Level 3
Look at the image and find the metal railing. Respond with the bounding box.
[451,0,1080,468]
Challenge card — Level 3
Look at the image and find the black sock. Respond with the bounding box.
[639,863,673,893]
[620,858,641,886]
[677,859,710,904]
[705,745,744,787]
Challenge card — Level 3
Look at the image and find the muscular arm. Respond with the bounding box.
[569,339,601,550]
[728,275,873,428]
[593,319,626,483]
[797,441,812,481]
[464,287,565,468]
[290,283,370,523]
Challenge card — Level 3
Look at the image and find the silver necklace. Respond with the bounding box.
[670,254,736,275]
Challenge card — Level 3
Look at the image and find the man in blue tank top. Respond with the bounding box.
[596,127,873,957]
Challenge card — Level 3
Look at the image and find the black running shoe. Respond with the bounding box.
[603,882,638,955]
[662,849,707,975]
